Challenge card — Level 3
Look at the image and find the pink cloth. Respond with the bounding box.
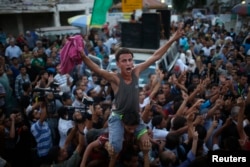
[60,35,84,74]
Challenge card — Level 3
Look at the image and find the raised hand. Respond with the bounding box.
[172,22,185,40]
[192,127,199,141]
[212,116,218,129]
[237,96,245,108]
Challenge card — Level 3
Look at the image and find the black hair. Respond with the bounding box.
[165,133,181,149]
[171,116,187,131]
[57,106,68,119]
[61,92,71,101]
[87,88,95,97]
[195,124,207,140]
[151,115,163,127]
[115,48,134,62]
[18,64,26,70]
[39,70,48,76]
[120,149,138,167]
[22,82,31,91]
[11,108,21,114]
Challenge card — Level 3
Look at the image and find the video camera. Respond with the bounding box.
[64,106,92,123]
[32,82,62,102]
[82,97,94,106]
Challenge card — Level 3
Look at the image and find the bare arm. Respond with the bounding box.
[80,140,100,167]
[134,23,184,76]
[204,117,218,143]
[63,125,77,149]
[212,117,232,146]
[80,51,117,84]
[175,92,189,117]
[148,70,163,99]
[205,98,222,119]
[39,102,47,124]
[191,128,198,155]
[9,114,16,139]
[75,123,85,154]
[236,97,246,142]
[141,103,151,124]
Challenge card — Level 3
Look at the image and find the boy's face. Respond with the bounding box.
[116,53,134,75]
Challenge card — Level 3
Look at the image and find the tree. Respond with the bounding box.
[189,0,207,8]
[210,0,225,14]
[172,0,189,13]
[114,0,121,4]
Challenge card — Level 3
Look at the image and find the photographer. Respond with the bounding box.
[29,101,52,166]
[32,82,63,146]
[46,92,62,146]
[57,106,74,149]
[48,111,85,167]
[72,88,94,137]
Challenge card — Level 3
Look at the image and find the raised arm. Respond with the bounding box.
[134,23,184,75]
[80,140,100,167]
[80,50,117,84]
[236,97,246,143]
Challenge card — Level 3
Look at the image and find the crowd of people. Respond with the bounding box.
[0,15,250,167]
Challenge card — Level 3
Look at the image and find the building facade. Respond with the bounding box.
[0,0,94,35]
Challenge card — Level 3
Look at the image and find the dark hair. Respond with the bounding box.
[151,115,163,127]
[61,92,71,101]
[19,64,26,70]
[120,149,138,165]
[11,108,21,114]
[195,124,207,140]
[165,133,180,149]
[87,88,95,97]
[122,111,140,126]
[115,48,133,62]
[57,106,68,119]
[171,116,187,131]
[39,70,48,76]
[73,87,81,96]
[22,82,31,91]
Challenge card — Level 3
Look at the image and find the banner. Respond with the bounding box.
[122,0,142,13]
[90,0,113,27]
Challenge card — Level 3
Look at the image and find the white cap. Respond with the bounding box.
[225,36,233,42]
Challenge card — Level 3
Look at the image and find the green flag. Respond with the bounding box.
[90,0,113,27]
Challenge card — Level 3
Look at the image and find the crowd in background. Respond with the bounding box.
[0,16,250,167]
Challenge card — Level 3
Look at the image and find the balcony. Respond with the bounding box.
[0,0,89,14]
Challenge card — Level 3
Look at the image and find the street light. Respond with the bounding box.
[161,0,173,8]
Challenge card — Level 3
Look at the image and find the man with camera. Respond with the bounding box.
[29,101,53,166]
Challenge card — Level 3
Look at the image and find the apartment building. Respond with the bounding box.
[0,0,94,35]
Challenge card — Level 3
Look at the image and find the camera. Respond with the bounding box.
[82,97,94,106]
[64,106,92,123]
[32,86,62,102]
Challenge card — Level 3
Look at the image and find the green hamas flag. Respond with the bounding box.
[90,0,113,27]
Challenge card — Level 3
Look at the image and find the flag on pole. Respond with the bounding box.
[90,0,113,27]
